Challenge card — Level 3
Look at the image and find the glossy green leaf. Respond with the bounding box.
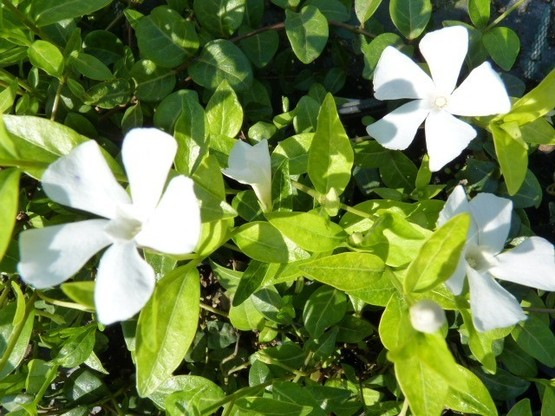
[266,211,346,252]
[55,325,96,368]
[136,265,200,397]
[506,399,532,416]
[491,124,528,195]
[499,169,542,209]
[336,315,373,343]
[0,168,20,261]
[499,337,537,378]
[477,368,530,401]
[85,78,132,109]
[28,40,64,77]
[0,302,34,379]
[404,213,470,293]
[379,150,418,192]
[130,60,176,102]
[468,0,490,28]
[271,161,294,212]
[444,364,497,416]
[189,39,253,92]
[303,286,347,338]
[229,296,265,331]
[512,315,555,367]
[482,26,520,71]
[0,80,17,113]
[69,51,112,80]
[355,0,383,23]
[305,0,350,22]
[361,32,405,79]
[520,117,555,145]
[150,375,225,411]
[272,133,312,175]
[235,396,313,415]
[293,96,319,133]
[308,93,353,196]
[285,6,329,64]
[389,0,431,39]
[154,89,201,133]
[61,281,95,309]
[206,80,243,138]
[239,28,279,69]
[193,0,246,37]
[30,0,111,27]
[174,98,209,176]
[379,293,411,351]
[234,261,274,306]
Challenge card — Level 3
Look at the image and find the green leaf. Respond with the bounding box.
[520,117,555,145]
[511,315,555,367]
[69,51,112,80]
[189,39,253,92]
[308,93,353,196]
[239,28,279,68]
[389,0,432,39]
[55,325,96,368]
[271,161,294,212]
[28,40,64,77]
[150,375,225,412]
[0,80,17,113]
[61,281,95,309]
[303,286,347,338]
[491,124,528,195]
[229,296,265,331]
[379,150,418,192]
[174,99,209,176]
[482,26,520,71]
[379,293,412,351]
[0,302,35,379]
[361,32,405,79]
[305,0,350,22]
[272,133,312,175]
[336,315,374,343]
[0,169,20,261]
[266,211,346,252]
[30,0,111,27]
[234,397,313,416]
[85,78,132,109]
[285,6,329,64]
[233,221,309,263]
[193,0,246,37]
[404,213,470,293]
[130,60,176,102]
[506,399,532,416]
[477,368,530,401]
[135,6,199,68]
[468,0,490,28]
[355,0,383,24]
[136,265,200,397]
[206,80,243,138]
[499,169,542,209]
[444,364,497,416]
[234,261,274,306]
[293,96,319,133]
[299,252,385,292]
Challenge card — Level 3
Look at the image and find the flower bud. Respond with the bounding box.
[409,300,446,334]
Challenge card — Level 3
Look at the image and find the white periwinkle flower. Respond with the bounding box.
[438,186,555,332]
[222,139,272,212]
[410,300,447,334]
[18,128,201,325]
[366,26,511,172]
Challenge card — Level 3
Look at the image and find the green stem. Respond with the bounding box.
[200,302,228,318]
[523,307,555,314]
[230,22,286,43]
[329,20,375,38]
[36,291,94,312]
[484,0,527,31]
[201,381,274,415]
[32,363,60,406]
[50,77,66,121]
[399,398,410,416]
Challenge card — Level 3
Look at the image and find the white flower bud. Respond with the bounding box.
[409,300,446,334]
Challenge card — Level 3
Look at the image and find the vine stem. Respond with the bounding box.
[36,291,94,312]
[399,398,410,416]
[484,0,527,32]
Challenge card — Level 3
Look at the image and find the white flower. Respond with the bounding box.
[438,186,555,332]
[222,139,272,212]
[18,128,201,325]
[410,300,446,333]
[366,26,511,172]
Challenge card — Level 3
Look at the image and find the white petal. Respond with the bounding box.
[94,241,155,325]
[438,186,479,244]
[425,110,476,171]
[490,237,555,290]
[448,62,511,116]
[409,300,446,333]
[42,141,130,219]
[122,128,177,215]
[372,46,435,100]
[419,26,468,95]
[135,176,201,255]
[445,254,468,295]
[468,192,512,254]
[18,220,111,288]
[223,140,272,211]
[366,100,430,150]
[467,266,526,332]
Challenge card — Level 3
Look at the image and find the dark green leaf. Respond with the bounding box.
[31,0,112,27]
[303,286,347,338]
[389,0,431,39]
[193,0,246,37]
[482,26,520,71]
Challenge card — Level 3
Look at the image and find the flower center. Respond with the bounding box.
[104,205,144,242]
[465,245,493,272]
[433,95,448,109]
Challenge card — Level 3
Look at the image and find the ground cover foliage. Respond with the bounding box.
[0,0,554,414]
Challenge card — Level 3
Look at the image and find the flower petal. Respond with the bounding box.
[445,255,468,295]
[372,46,435,100]
[467,266,526,332]
[94,241,155,325]
[122,128,177,215]
[18,220,111,288]
[468,192,512,254]
[490,237,555,290]
[448,62,511,116]
[438,185,479,244]
[42,141,130,219]
[135,176,201,255]
[366,100,430,150]
[425,110,476,171]
[419,26,468,95]
[223,140,272,211]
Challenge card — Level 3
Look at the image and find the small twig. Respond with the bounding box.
[484,0,527,32]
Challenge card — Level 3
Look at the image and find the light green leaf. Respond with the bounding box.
[0,302,35,379]
[135,6,199,68]
[303,286,347,338]
[482,26,520,71]
[468,0,491,28]
[30,0,112,27]
[206,80,243,138]
[233,261,275,306]
[271,161,294,212]
[174,98,209,176]
[378,293,412,351]
[234,397,313,416]
[69,51,113,80]
[404,213,470,293]
[61,281,95,309]
[28,40,64,77]
[266,211,346,252]
[308,93,353,196]
[445,364,497,416]
[272,133,312,175]
[189,39,253,92]
[285,6,329,64]
[229,296,265,331]
[193,0,246,37]
[389,0,431,39]
[361,32,405,79]
[355,0,383,24]
[491,124,528,195]
[150,375,225,412]
[0,168,20,261]
[0,80,17,113]
[136,265,200,397]
[55,326,96,368]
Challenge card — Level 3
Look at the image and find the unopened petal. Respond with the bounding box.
[94,241,155,325]
[420,26,468,95]
[467,266,526,332]
[425,110,476,171]
[135,176,201,255]
[366,100,430,150]
[122,128,177,215]
[372,47,435,100]
[469,193,512,254]
[448,62,511,116]
[409,299,446,333]
[42,141,130,219]
[18,220,111,288]
[490,237,555,290]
